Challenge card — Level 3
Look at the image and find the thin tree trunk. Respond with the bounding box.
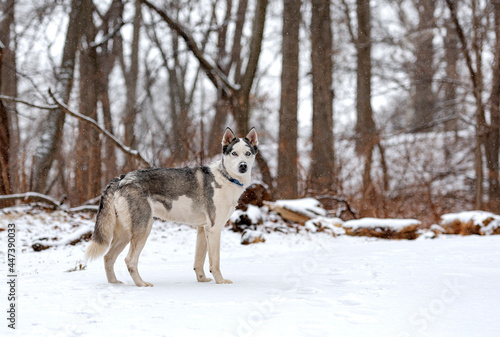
[123,0,142,170]
[208,96,230,158]
[31,0,90,193]
[98,0,123,184]
[413,0,436,132]
[75,4,101,205]
[486,0,500,207]
[0,0,17,195]
[0,44,12,201]
[236,0,268,134]
[354,0,376,197]
[277,0,300,199]
[309,0,336,195]
[444,19,459,132]
[446,0,486,209]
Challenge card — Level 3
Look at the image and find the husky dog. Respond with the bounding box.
[85,127,258,287]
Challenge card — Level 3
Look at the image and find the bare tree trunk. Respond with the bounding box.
[309,0,336,195]
[0,0,18,195]
[486,0,500,208]
[98,0,124,184]
[0,44,12,201]
[122,0,142,169]
[443,19,459,132]
[446,0,486,209]
[277,0,300,199]
[412,0,436,132]
[74,4,102,205]
[31,0,90,193]
[354,0,375,151]
[208,97,231,157]
[353,0,377,198]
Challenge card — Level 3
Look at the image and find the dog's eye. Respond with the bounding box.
[245,151,251,156]
[231,151,238,156]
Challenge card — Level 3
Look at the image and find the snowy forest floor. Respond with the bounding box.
[1,208,500,337]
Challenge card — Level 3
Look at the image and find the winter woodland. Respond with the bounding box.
[1,0,500,222]
[2,1,500,336]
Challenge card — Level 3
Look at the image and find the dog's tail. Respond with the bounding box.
[85,177,121,262]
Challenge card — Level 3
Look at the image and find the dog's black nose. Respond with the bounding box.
[239,162,248,173]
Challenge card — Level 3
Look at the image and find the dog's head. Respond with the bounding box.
[221,127,258,178]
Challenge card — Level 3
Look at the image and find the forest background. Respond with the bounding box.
[1,0,499,227]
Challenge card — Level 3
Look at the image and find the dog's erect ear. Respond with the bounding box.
[222,127,237,146]
[245,128,259,147]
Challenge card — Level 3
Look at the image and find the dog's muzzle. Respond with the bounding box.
[238,162,248,173]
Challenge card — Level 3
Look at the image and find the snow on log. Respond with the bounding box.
[0,192,62,209]
[0,192,100,212]
[304,217,346,236]
[264,198,327,225]
[32,227,92,251]
[342,218,421,240]
[440,211,500,235]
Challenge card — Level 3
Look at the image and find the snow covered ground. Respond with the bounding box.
[1,210,500,337]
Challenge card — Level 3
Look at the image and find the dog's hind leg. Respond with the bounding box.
[194,226,212,282]
[125,201,154,287]
[104,222,130,284]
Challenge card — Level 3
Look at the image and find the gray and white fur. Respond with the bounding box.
[85,127,258,287]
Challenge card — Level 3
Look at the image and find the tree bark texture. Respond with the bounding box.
[443,19,459,132]
[123,0,142,163]
[309,0,336,195]
[31,0,91,193]
[446,0,487,209]
[412,0,436,132]
[486,0,500,206]
[277,0,300,199]
[0,45,12,199]
[0,0,18,195]
[74,3,102,205]
[354,0,376,196]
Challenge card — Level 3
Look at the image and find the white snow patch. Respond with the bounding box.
[274,198,327,218]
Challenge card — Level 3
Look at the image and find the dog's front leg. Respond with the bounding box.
[205,225,232,284]
[194,226,212,282]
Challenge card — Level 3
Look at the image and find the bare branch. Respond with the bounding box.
[48,89,152,168]
[340,0,358,45]
[141,0,238,94]
[0,95,56,110]
[89,19,126,49]
[0,192,62,209]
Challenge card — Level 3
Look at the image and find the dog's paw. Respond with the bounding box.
[136,281,154,287]
[197,276,213,283]
[216,278,233,284]
[109,279,123,284]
